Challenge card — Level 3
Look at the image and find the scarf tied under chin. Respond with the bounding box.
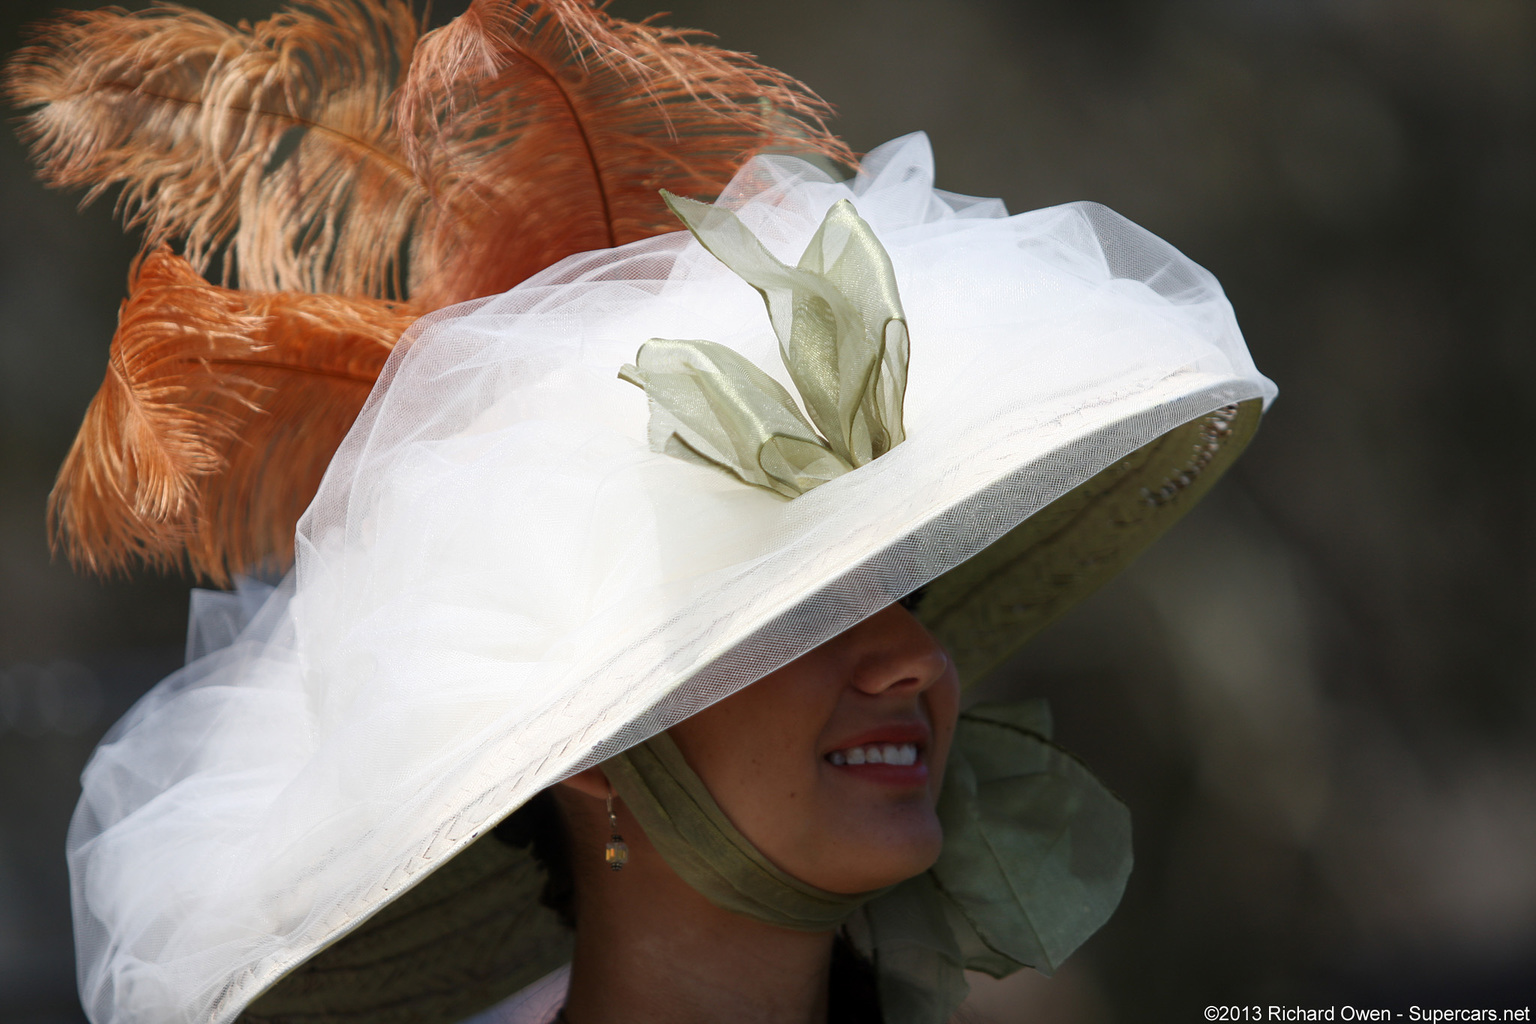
[603,699,1132,1024]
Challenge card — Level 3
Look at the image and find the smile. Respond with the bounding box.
[826,743,920,767]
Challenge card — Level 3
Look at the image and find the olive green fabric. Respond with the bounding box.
[920,399,1262,684]
[619,193,907,497]
[854,702,1132,1024]
[609,702,1130,1024]
[934,702,1132,974]
[605,732,884,931]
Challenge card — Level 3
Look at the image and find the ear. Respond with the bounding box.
[556,765,611,801]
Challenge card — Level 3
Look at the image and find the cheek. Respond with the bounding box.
[668,677,832,843]
[665,642,960,895]
[923,676,962,795]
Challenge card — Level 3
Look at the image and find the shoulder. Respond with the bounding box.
[461,964,571,1024]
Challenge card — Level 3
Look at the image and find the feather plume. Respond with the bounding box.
[6,0,424,298]
[50,247,416,584]
[11,0,851,580]
[399,0,853,308]
[7,0,852,307]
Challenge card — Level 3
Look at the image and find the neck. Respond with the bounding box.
[555,788,835,1024]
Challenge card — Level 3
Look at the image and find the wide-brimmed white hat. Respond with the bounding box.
[68,132,1274,1024]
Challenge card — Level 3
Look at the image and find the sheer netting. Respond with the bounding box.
[67,133,1275,1024]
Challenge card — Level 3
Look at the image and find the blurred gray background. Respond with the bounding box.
[2,0,1532,1021]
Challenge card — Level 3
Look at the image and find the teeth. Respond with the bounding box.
[827,742,919,767]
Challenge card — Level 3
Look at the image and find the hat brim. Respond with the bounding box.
[239,831,569,1024]
[922,397,1261,682]
[237,392,1261,1024]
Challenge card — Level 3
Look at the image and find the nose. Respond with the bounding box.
[845,604,953,697]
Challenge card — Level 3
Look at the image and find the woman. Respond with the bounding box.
[8,2,1274,1023]
[546,601,958,1024]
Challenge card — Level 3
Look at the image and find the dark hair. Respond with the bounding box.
[494,789,577,929]
[828,929,884,1023]
[494,791,884,1021]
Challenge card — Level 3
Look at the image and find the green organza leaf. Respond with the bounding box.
[662,191,907,465]
[931,703,1133,976]
[619,338,850,498]
[855,875,969,1024]
[857,702,1131,1023]
[792,199,909,463]
[620,192,908,496]
[958,698,1054,742]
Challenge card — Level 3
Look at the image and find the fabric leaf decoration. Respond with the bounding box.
[856,701,1133,1024]
[620,195,908,497]
[932,701,1132,975]
[618,339,852,497]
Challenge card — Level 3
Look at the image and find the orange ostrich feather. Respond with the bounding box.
[50,248,415,585]
[6,0,851,581]
[396,0,850,307]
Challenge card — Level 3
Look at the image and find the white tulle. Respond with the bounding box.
[67,133,1275,1024]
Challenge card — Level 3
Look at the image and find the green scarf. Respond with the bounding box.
[604,700,1131,1024]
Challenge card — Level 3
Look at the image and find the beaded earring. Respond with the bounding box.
[604,790,629,871]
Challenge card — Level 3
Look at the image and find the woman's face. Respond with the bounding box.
[668,603,961,894]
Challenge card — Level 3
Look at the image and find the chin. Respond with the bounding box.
[812,805,946,894]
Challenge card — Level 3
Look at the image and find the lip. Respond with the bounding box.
[828,760,931,787]
[825,720,932,754]
[822,720,932,787]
